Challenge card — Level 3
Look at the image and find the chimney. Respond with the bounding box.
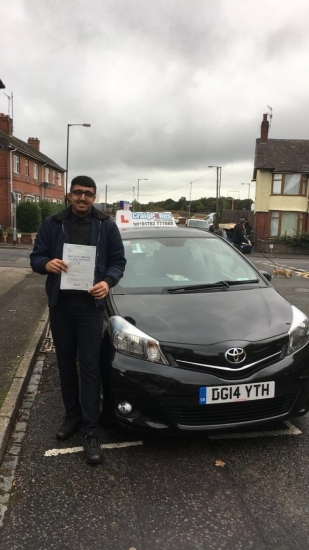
[260,113,269,142]
[28,137,40,151]
[0,113,13,135]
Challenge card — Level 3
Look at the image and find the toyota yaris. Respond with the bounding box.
[101,226,309,433]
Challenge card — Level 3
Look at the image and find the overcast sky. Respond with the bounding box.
[2,0,309,206]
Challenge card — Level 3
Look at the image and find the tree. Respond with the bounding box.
[16,202,41,232]
[39,200,63,220]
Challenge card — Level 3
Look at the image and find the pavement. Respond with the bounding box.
[0,243,49,465]
[0,241,309,467]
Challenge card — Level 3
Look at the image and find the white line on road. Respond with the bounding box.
[44,421,302,455]
[209,421,301,440]
[44,440,143,457]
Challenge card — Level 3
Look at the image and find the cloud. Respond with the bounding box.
[1,0,309,202]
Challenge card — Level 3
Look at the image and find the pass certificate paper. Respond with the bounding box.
[60,243,96,291]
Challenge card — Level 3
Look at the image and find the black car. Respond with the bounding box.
[101,226,309,434]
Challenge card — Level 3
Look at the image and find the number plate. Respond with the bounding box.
[199,382,275,405]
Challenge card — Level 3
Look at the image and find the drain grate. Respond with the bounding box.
[40,324,55,353]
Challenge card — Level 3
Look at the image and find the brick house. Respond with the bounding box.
[253,114,309,242]
[0,114,65,229]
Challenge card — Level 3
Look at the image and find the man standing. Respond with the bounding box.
[232,217,252,252]
[30,176,126,464]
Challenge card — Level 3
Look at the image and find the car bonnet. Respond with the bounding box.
[111,286,292,346]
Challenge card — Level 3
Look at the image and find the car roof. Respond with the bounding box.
[119,226,217,239]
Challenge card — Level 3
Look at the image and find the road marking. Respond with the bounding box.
[259,263,309,278]
[44,440,143,457]
[209,421,301,440]
[44,421,302,454]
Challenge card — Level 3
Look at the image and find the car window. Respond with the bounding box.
[187,220,208,229]
[119,236,260,292]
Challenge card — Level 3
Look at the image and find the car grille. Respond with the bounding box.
[163,338,288,380]
[170,394,295,426]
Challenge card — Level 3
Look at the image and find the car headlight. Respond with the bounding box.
[287,305,309,354]
[108,316,169,365]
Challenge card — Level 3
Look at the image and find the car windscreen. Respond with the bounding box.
[116,236,263,292]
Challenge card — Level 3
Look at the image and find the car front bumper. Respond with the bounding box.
[102,347,309,434]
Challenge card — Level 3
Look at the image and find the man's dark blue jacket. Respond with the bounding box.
[30,206,126,309]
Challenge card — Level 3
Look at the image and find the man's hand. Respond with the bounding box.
[45,259,68,274]
[88,281,109,299]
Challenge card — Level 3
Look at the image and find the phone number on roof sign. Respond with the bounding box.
[132,221,174,226]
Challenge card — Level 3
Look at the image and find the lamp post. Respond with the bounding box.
[188,181,192,219]
[208,166,222,212]
[65,123,91,206]
[137,178,148,204]
[241,182,250,199]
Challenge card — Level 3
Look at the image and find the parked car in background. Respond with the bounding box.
[186,219,210,231]
[102,225,309,435]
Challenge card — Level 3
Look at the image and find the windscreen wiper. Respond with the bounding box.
[225,279,259,285]
[167,281,230,293]
[166,279,259,294]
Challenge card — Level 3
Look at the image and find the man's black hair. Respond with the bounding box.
[70,175,97,192]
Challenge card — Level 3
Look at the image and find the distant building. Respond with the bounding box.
[253,114,309,241]
[0,114,65,228]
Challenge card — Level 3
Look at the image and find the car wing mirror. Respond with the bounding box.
[259,270,272,282]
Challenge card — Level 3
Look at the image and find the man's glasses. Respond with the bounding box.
[71,189,96,198]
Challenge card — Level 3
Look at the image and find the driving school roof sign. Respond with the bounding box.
[116,210,176,228]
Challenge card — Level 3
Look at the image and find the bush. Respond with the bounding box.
[16,202,42,233]
[39,200,63,220]
[275,231,309,247]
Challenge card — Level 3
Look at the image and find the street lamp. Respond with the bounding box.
[65,123,91,206]
[132,186,136,212]
[137,179,148,203]
[241,182,251,199]
[208,166,222,212]
[188,181,192,218]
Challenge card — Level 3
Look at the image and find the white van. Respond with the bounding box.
[204,212,216,230]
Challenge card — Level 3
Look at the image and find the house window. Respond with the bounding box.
[284,174,300,195]
[24,195,34,202]
[57,198,63,204]
[15,193,22,204]
[270,211,303,236]
[52,171,56,185]
[281,212,298,234]
[45,167,50,182]
[272,174,282,195]
[13,155,20,174]
[58,173,62,187]
[270,211,279,236]
[272,173,307,196]
[34,196,40,203]
[299,212,305,232]
[34,164,38,179]
[25,159,29,177]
